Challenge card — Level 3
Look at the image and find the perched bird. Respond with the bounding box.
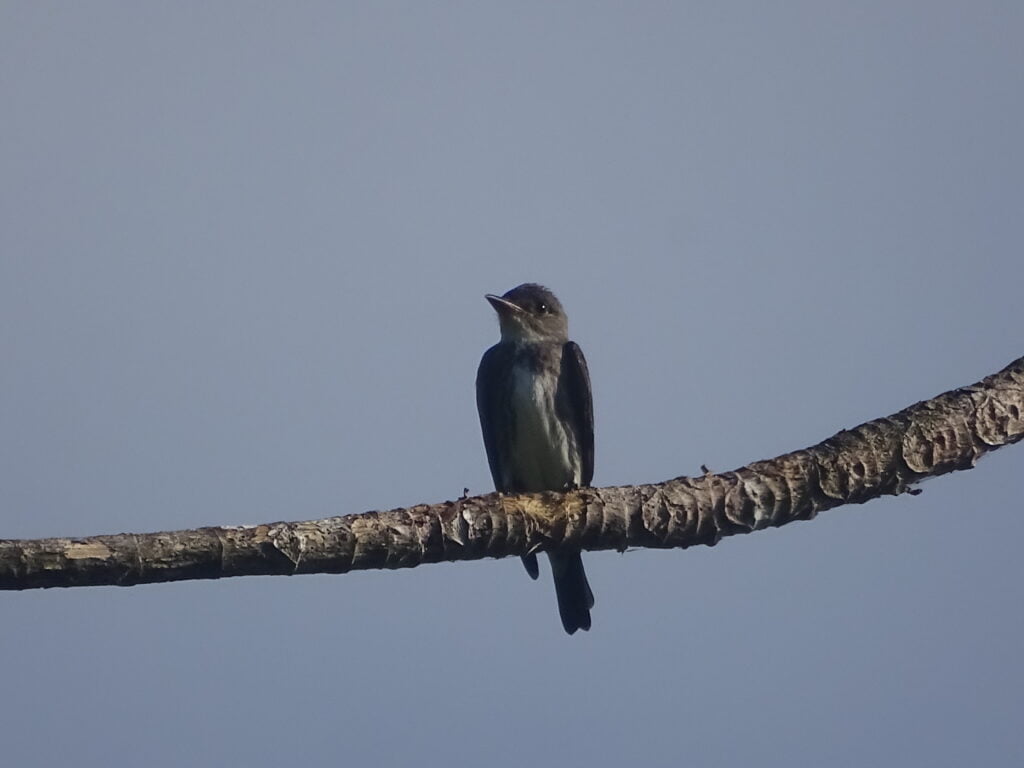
[476,283,595,634]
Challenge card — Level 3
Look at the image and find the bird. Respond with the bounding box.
[476,283,595,634]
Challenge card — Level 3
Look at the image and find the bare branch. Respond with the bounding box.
[2,356,1021,591]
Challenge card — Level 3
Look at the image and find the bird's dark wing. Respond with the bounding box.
[559,341,594,486]
[477,345,541,580]
[553,341,595,631]
[475,344,514,492]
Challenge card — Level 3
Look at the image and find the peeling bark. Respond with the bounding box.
[1,356,1021,591]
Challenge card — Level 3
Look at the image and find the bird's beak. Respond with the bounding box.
[485,294,524,317]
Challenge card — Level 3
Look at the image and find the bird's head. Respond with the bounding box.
[485,283,569,344]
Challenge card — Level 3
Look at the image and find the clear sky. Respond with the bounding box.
[2,3,1022,766]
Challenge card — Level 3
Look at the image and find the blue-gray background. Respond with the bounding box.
[2,3,1022,766]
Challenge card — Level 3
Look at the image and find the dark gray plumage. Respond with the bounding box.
[476,283,595,634]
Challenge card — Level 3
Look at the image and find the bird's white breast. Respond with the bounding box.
[504,362,579,492]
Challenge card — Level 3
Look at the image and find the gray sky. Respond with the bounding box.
[2,3,1022,766]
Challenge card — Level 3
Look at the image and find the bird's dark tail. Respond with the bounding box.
[549,552,594,634]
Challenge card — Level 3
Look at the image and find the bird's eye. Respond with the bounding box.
[537,303,548,314]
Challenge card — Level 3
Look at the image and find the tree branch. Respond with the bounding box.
[2,357,1021,591]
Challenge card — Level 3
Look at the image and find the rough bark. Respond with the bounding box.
[1,356,1021,591]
